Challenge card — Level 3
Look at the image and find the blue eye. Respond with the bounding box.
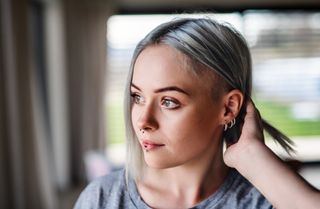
[131,93,144,105]
[161,98,180,109]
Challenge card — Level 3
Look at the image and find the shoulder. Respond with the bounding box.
[227,170,273,209]
[73,169,127,209]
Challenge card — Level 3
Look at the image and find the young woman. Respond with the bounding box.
[74,18,320,209]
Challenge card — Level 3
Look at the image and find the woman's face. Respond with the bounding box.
[131,44,226,169]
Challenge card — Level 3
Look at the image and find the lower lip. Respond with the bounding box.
[142,142,164,151]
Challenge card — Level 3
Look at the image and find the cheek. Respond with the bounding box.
[173,107,218,129]
[165,112,210,141]
[167,110,221,146]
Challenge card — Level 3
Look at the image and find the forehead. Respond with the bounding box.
[133,45,208,88]
[135,44,189,73]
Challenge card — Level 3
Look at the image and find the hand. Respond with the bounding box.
[223,100,266,168]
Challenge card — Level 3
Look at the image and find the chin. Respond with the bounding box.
[144,156,182,170]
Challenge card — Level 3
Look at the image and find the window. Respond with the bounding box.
[105,12,320,170]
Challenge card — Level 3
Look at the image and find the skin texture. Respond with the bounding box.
[130,44,243,208]
[131,45,224,169]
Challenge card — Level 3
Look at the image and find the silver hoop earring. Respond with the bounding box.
[224,118,236,131]
[228,118,236,129]
[224,124,228,131]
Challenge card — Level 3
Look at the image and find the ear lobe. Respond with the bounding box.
[222,89,244,122]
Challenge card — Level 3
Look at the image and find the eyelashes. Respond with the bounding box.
[130,92,181,109]
[161,97,180,109]
[130,92,144,105]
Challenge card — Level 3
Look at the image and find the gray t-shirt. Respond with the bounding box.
[74,169,273,209]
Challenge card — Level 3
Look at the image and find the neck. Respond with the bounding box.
[137,141,229,208]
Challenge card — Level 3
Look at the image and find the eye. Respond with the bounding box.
[131,93,145,105]
[161,98,180,109]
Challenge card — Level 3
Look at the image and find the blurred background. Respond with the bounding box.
[1,0,320,209]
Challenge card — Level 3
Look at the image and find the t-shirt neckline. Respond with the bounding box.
[127,169,238,209]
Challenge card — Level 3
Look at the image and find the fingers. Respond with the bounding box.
[242,100,256,126]
[245,99,256,114]
[245,99,262,122]
[243,98,264,141]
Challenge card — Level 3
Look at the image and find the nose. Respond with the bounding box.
[137,103,159,132]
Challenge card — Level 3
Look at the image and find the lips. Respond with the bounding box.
[142,140,165,151]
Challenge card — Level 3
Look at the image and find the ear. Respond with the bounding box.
[221,89,244,124]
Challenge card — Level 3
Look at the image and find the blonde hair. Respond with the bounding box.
[124,17,294,181]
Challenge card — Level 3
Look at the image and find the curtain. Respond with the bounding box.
[0,0,113,208]
[64,0,112,184]
[0,0,56,208]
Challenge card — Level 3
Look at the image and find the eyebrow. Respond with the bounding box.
[131,83,190,96]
